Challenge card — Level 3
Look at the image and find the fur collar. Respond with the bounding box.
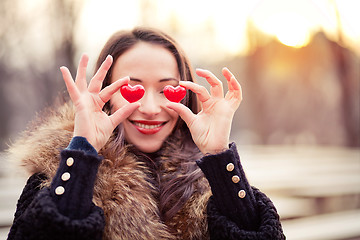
[8,102,211,239]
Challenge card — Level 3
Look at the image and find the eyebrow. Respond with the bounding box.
[129,77,179,83]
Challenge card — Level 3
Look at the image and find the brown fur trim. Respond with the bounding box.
[8,102,211,239]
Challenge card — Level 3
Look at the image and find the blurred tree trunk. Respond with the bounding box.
[333,45,360,147]
[333,1,360,147]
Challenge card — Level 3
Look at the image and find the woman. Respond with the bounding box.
[7,27,285,239]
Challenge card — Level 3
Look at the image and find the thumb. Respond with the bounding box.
[109,102,141,128]
[166,102,196,128]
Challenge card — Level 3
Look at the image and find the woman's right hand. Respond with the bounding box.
[60,54,140,152]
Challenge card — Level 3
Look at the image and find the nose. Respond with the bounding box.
[138,91,162,116]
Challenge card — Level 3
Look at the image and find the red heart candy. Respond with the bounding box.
[120,84,145,103]
[163,85,186,103]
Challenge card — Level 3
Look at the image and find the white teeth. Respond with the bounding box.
[133,122,163,129]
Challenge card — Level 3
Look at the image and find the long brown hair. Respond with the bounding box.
[95,27,206,222]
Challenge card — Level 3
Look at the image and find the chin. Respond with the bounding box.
[135,145,162,153]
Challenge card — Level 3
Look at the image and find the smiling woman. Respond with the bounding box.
[7,27,285,239]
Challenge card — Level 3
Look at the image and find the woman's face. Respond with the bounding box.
[110,42,180,153]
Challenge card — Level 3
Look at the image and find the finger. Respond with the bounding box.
[225,77,243,104]
[109,102,141,128]
[99,76,130,104]
[179,81,211,103]
[88,55,113,93]
[225,81,243,104]
[222,67,234,91]
[222,67,241,91]
[60,66,80,102]
[196,68,223,98]
[166,102,196,128]
[75,54,89,92]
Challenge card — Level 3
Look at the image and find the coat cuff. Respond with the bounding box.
[15,188,105,240]
[66,136,98,156]
[206,189,285,239]
[50,137,102,219]
[196,142,259,230]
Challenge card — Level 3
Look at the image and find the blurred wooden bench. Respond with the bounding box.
[240,145,360,239]
[0,153,27,239]
[282,209,360,240]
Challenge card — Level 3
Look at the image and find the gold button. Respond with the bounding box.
[61,172,71,181]
[66,157,74,166]
[226,163,234,172]
[55,186,65,195]
[238,190,246,198]
[232,175,240,183]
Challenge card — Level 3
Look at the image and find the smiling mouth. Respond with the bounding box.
[130,120,167,134]
[132,121,163,129]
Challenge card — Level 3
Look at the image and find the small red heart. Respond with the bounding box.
[163,85,186,103]
[120,84,145,103]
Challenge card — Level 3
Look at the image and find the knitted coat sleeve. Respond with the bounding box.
[7,137,105,240]
[7,174,105,240]
[196,143,285,240]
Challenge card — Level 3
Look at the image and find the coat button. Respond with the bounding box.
[55,186,65,195]
[232,175,240,183]
[226,163,234,172]
[238,190,246,198]
[66,157,74,166]
[61,172,71,181]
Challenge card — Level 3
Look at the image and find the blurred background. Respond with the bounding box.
[0,0,359,239]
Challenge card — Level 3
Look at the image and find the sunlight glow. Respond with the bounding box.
[78,0,360,57]
[259,12,311,48]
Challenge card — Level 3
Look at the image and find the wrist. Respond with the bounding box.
[202,145,229,155]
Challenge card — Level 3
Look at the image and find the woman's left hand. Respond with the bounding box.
[166,68,242,155]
